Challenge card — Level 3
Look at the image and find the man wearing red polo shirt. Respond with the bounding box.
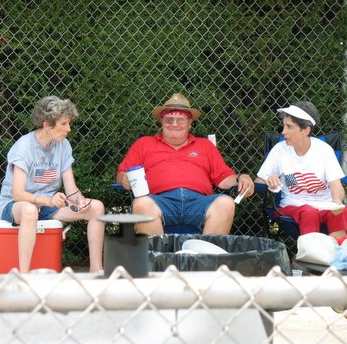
[117,93,254,235]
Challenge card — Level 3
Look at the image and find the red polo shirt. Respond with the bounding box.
[118,134,236,195]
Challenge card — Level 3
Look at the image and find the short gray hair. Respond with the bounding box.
[32,96,79,128]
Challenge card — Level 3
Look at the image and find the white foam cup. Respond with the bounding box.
[126,165,149,198]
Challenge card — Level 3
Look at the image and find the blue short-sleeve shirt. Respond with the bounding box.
[0,131,74,216]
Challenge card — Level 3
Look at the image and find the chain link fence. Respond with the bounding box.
[1,0,347,265]
[1,266,347,343]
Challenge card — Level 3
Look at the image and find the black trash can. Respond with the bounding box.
[104,233,149,278]
[148,235,291,276]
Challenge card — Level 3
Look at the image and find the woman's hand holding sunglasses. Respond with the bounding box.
[65,190,92,213]
[49,192,67,208]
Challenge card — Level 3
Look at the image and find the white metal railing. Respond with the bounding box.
[1,266,347,343]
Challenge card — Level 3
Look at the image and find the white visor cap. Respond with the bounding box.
[277,105,316,126]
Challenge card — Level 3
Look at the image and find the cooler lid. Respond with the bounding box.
[0,220,64,229]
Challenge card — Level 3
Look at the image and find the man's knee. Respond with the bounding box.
[203,196,235,235]
[132,197,162,216]
[207,195,235,219]
[132,197,164,234]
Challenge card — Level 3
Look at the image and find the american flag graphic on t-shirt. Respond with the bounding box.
[284,172,327,194]
[33,168,58,184]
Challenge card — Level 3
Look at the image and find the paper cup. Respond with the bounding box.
[126,165,149,198]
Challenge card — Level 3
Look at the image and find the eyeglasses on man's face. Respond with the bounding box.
[162,116,189,125]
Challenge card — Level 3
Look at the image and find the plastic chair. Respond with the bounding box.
[255,131,347,242]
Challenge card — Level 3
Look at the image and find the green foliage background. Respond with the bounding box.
[1,0,346,265]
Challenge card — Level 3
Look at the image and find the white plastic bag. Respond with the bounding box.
[181,239,228,255]
[331,240,347,270]
[296,232,338,266]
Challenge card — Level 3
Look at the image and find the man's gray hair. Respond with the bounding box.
[32,96,79,128]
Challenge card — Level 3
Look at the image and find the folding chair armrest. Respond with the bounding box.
[113,183,238,195]
[214,185,238,196]
[255,182,269,193]
[111,182,127,192]
[226,185,238,193]
[254,182,275,215]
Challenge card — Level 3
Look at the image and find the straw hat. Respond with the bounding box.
[152,93,201,121]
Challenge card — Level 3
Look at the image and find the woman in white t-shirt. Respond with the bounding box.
[256,101,347,244]
[0,96,105,272]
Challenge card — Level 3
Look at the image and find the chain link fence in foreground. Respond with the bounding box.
[1,266,347,344]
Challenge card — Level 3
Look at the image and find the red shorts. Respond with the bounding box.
[278,204,347,235]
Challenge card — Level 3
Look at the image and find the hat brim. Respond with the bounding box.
[152,105,201,121]
[277,105,316,126]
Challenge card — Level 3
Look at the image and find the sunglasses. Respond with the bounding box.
[65,190,92,212]
[162,117,189,125]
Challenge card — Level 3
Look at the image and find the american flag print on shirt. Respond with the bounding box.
[33,168,58,184]
[284,172,327,194]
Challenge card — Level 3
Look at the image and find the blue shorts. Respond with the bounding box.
[1,201,59,225]
[150,188,221,232]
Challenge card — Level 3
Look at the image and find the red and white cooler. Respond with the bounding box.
[0,220,64,273]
